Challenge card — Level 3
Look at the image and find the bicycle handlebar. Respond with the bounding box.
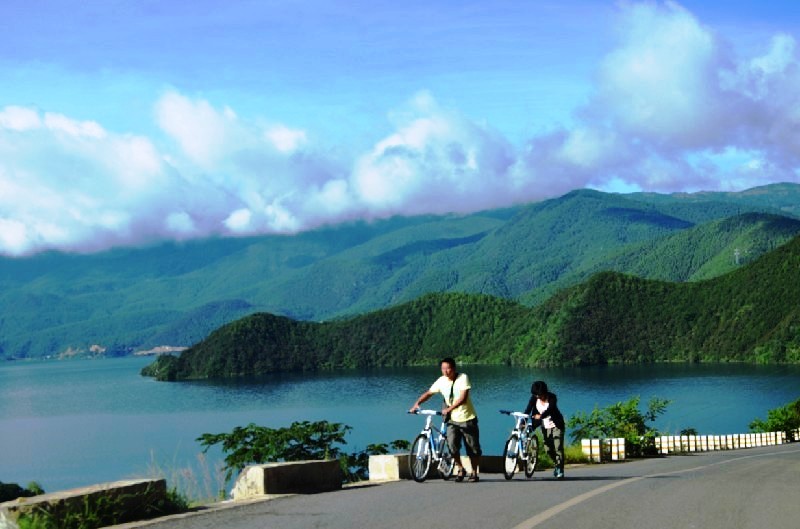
[408,409,443,416]
[499,410,531,419]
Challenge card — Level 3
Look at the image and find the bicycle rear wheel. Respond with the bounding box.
[524,434,539,478]
[410,434,432,482]
[502,433,519,480]
[438,442,455,480]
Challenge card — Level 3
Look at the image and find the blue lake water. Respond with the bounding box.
[1,356,799,495]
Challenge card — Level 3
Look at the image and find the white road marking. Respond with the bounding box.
[511,446,800,529]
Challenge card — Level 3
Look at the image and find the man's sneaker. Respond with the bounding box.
[555,469,565,479]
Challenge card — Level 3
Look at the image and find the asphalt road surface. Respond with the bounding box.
[122,443,800,529]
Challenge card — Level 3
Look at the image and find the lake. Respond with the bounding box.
[1,356,799,496]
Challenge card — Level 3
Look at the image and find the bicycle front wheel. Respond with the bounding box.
[410,434,432,482]
[437,441,455,480]
[502,433,519,480]
[524,434,539,478]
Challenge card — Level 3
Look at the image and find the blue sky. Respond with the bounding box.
[2,1,800,255]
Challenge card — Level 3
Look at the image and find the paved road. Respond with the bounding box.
[126,443,800,529]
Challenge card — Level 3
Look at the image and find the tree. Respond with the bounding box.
[197,421,409,484]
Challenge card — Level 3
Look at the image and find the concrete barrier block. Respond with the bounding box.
[368,454,506,480]
[0,479,166,527]
[369,454,411,481]
[231,460,343,500]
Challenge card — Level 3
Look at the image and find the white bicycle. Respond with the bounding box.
[499,410,539,480]
[407,409,455,482]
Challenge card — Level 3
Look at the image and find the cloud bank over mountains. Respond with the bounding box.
[2,2,800,256]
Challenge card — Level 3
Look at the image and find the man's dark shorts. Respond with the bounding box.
[447,418,482,457]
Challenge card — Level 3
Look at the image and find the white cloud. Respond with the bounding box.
[223,208,253,233]
[265,125,307,153]
[351,92,515,215]
[595,2,730,149]
[0,218,28,255]
[44,113,106,139]
[751,34,795,76]
[166,211,196,235]
[0,106,41,131]
[155,90,233,169]
[4,2,800,256]
[515,1,800,195]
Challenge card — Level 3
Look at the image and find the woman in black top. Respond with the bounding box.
[524,380,566,479]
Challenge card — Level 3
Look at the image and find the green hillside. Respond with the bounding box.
[630,182,800,218]
[144,233,800,380]
[521,212,800,305]
[4,184,800,359]
[142,293,532,380]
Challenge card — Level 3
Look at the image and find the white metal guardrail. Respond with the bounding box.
[581,427,799,462]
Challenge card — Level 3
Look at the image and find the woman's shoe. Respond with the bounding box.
[455,468,467,482]
[468,472,480,482]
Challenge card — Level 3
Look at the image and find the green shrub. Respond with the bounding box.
[568,396,670,456]
[750,397,800,441]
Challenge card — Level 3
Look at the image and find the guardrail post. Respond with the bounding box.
[601,438,611,462]
[581,439,602,463]
[657,436,668,455]
[610,438,625,460]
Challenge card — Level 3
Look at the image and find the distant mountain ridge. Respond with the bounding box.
[4,183,800,359]
[143,230,800,380]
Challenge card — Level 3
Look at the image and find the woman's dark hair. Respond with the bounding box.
[440,357,457,369]
[531,380,548,397]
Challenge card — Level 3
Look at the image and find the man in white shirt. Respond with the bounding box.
[410,357,482,482]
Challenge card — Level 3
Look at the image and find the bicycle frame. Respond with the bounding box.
[408,409,455,482]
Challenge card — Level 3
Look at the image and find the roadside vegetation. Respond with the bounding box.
[568,396,671,456]
[750,396,800,441]
[197,420,409,486]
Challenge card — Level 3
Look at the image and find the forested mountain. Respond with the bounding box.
[143,231,800,380]
[521,212,800,304]
[4,183,800,359]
